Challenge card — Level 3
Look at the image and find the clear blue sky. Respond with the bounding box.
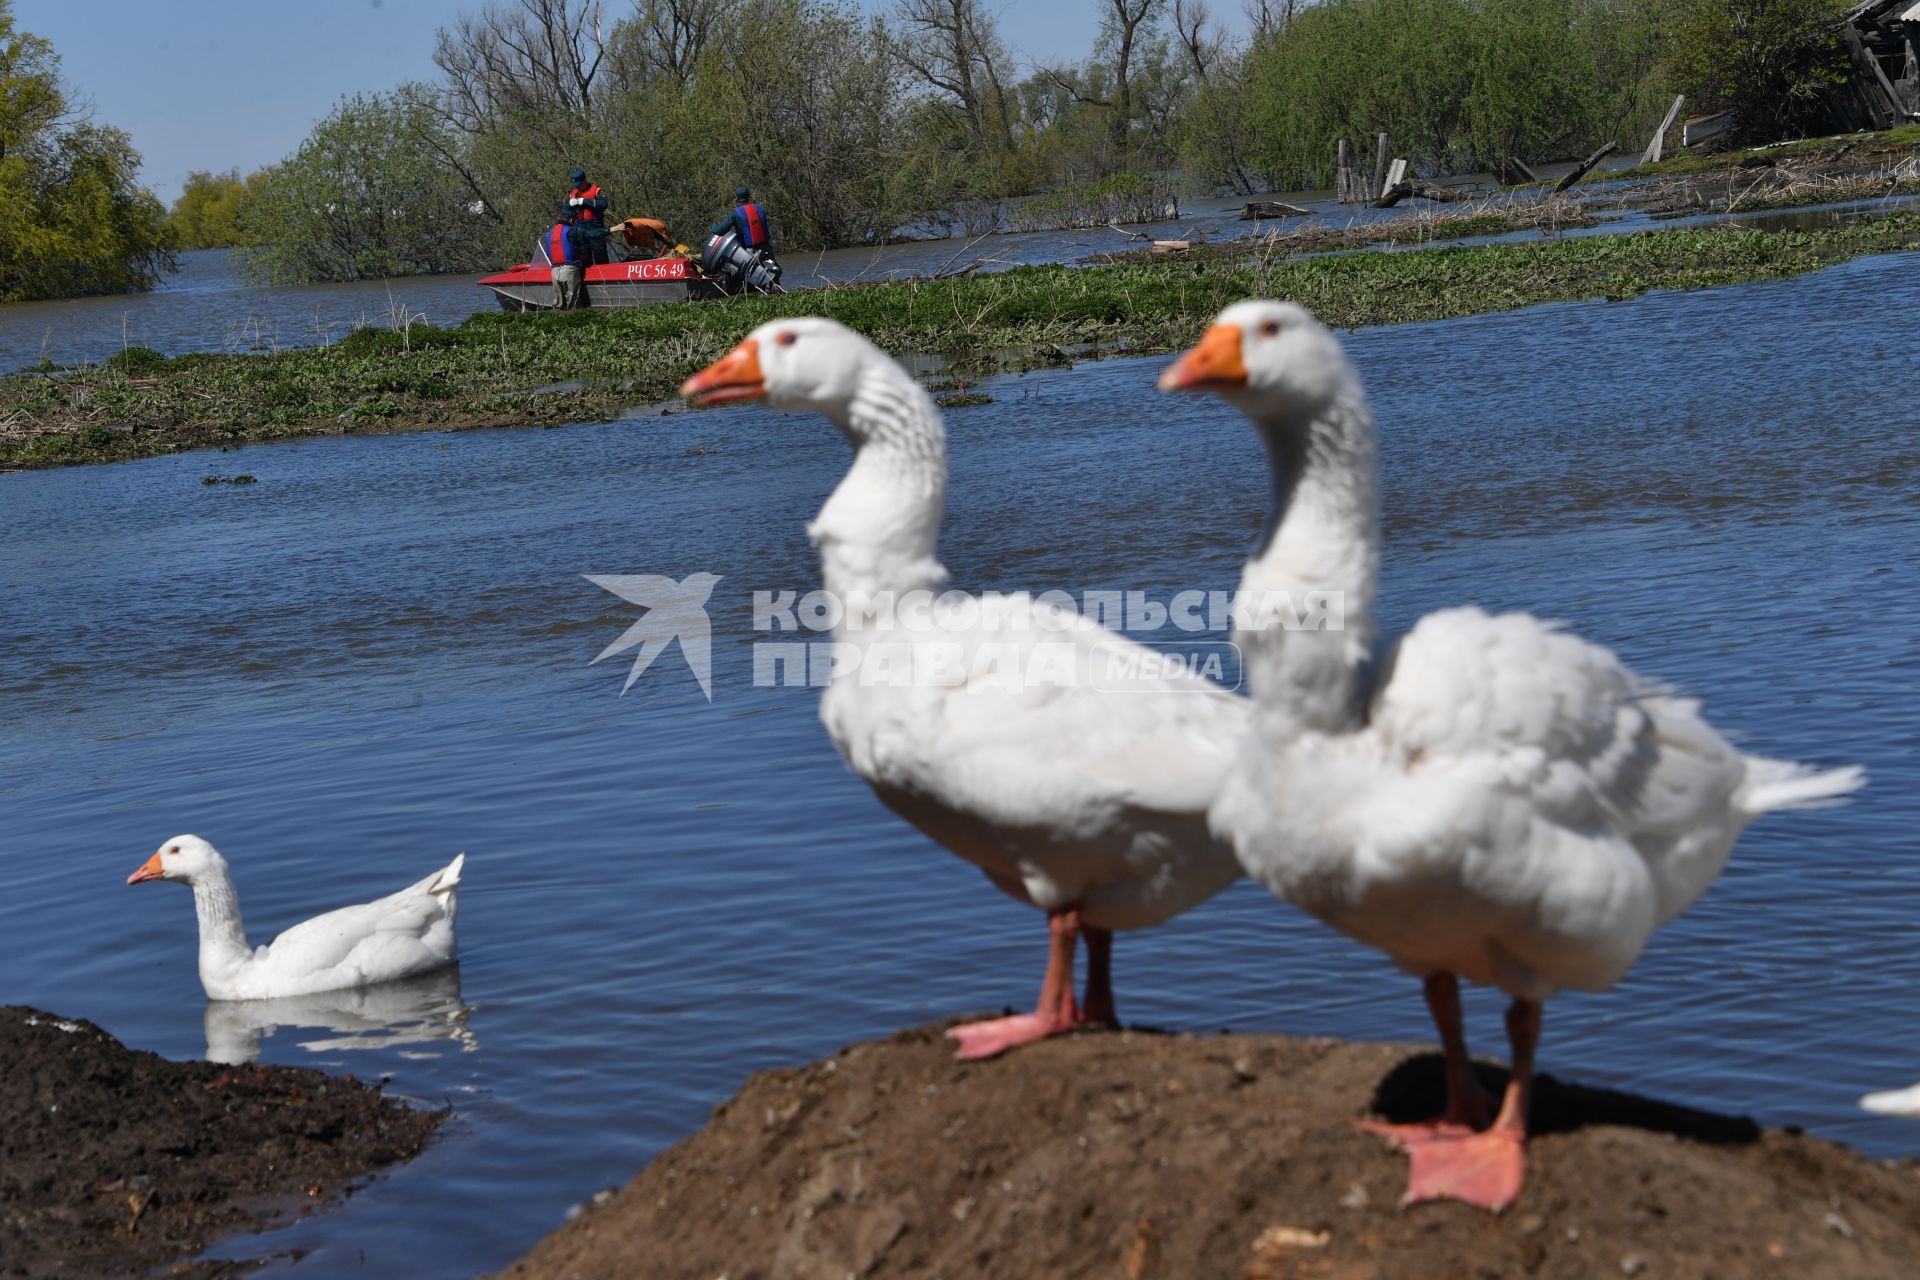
[26,0,1248,205]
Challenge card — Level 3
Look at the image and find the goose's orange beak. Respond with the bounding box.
[1158,324,1247,392]
[681,339,766,408]
[127,853,166,885]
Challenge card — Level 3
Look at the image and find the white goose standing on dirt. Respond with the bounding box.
[682,318,1246,1060]
[1159,300,1863,1211]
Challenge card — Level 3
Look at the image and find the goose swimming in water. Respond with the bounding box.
[128,835,463,1001]
[683,318,1246,1059]
[1160,300,1864,1211]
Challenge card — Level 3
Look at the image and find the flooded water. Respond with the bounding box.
[0,166,1651,374]
[12,153,1904,377]
[0,198,1275,373]
[2,252,1916,1276]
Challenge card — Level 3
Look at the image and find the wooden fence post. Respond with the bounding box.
[1553,140,1619,192]
[1643,95,1684,165]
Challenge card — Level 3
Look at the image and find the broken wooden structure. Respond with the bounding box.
[1643,95,1686,164]
[1833,0,1920,129]
[1682,111,1735,148]
[1239,200,1310,220]
[1553,141,1619,192]
[1490,153,1542,185]
[1373,178,1468,207]
[1335,133,1396,202]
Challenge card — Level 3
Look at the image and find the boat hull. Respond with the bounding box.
[477,257,720,312]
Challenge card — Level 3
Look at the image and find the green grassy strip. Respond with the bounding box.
[1593,123,1920,183]
[7,209,1920,471]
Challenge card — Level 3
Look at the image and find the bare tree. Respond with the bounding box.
[611,0,717,86]
[1034,0,1163,159]
[888,0,1016,151]
[1173,0,1225,79]
[433,0,611,136]
[1242,0,1301,41]
[1103,0,1160,153]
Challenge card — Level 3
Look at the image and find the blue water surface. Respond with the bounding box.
[1,251,1916,1275]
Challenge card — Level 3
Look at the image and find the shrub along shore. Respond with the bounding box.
[5,209,1920,473]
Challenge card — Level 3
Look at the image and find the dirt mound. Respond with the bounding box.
[497,1019,1920,1280]
[0,1005,440,1278]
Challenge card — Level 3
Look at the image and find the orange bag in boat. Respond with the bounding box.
[613,218,674,254]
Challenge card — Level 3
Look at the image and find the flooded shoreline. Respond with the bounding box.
[6,128,1915,381]
[6,212,1920,474]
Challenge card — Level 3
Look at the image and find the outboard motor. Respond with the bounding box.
[700,228,784,295]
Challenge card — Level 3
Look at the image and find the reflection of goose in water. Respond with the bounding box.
[1860,1085,1920,1117]
[203,966,476,1065]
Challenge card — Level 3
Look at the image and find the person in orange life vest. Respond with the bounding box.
[711,186,769,249]
[537,221,585,310]
[564,167,610,265]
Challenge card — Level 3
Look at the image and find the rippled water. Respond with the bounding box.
[0,160,1677,374]
[2,252,1916,1275]
[0,197,1271,372]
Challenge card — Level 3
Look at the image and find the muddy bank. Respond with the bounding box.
[0,1006,441,1278]
[497,1019,1920,1280]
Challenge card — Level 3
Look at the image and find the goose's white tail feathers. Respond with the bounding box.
[1741,760,1865,815]
[428,853,465,896]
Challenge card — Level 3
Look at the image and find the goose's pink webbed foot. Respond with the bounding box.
[1402,1122,1527,1211]
[947,1010,1076,1060]
[948,907,1106,1061]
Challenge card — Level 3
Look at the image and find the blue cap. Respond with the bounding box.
[735,186,751,200]
[569,168,587,183]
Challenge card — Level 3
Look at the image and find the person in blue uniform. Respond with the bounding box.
[538,221,584,309]
[564,167,610,265]
[711,186,769,248]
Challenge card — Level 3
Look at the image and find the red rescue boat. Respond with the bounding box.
[477,256,723,312]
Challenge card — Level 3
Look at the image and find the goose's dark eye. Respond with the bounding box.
[1260,319,1283,337]
[776,331,798,347]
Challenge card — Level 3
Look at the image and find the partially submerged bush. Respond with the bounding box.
[1670,0,1853,142]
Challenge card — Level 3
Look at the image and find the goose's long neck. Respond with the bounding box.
[808,362,950,615]
[191,868,252,978]
[1235,392,1381,737]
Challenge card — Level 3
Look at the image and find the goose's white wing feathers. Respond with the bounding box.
[224,855,464,999]
[1221,607,1856,999]
[824,592,1245,927]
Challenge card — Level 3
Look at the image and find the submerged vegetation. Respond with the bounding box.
[6,211,1919,470]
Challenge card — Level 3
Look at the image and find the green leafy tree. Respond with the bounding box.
[1226,0,1660,191]
[166,169,265,250]
[1670,0,1851,141]
[238,91,495,284]
[0,1,174,301]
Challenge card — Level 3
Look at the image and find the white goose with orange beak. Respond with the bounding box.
[1161,300,1863,1213]
[683,318,1247,1060]
[128,835,463,1000]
